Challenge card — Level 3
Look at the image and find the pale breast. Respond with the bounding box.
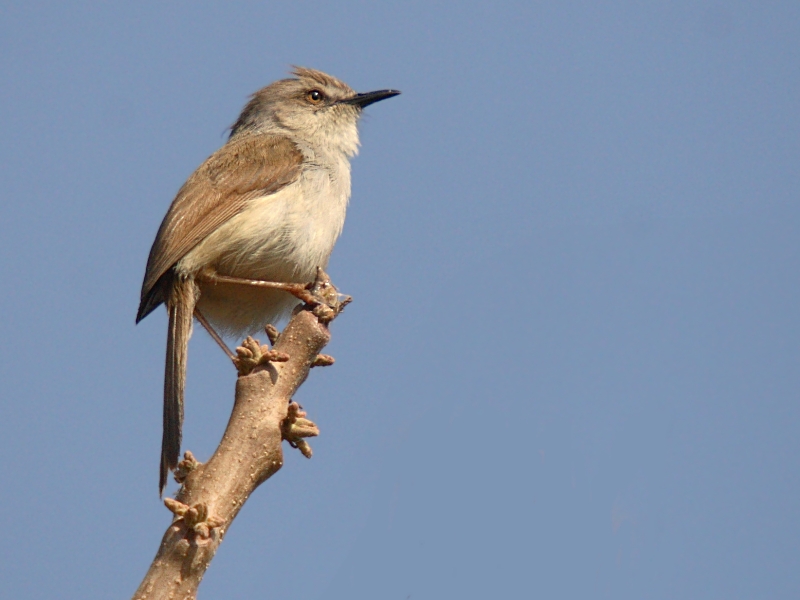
[180,161,348,277]
[178,160,351,337]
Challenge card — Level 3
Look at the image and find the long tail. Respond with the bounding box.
[161,276,198,494]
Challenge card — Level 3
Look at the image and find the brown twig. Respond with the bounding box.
[132,271,346,599]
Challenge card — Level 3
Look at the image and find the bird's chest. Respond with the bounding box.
[205,165,350,281]
[283,166,350,263]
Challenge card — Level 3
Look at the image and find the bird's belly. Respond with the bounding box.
[178,173,348,338]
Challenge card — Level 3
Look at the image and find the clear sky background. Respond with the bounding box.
[1,1,798,598]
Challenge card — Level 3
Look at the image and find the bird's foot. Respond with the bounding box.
[302,268,352,324]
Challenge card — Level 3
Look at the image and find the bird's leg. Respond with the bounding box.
[197,271,321,305]
[197,268,351,323]
[194,308,236,360]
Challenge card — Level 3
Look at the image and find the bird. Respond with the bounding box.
[136,67,399,492]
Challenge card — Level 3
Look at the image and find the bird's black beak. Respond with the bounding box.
[341,89,401,108]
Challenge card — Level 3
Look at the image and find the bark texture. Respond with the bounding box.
[133,306,332,599]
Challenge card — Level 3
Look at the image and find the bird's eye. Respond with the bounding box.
[307,90,324,103]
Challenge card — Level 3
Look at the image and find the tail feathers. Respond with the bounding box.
[160,277,198,494]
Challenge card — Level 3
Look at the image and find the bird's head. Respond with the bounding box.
[230,67,400,157]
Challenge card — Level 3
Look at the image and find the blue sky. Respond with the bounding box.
[1,2,798,598]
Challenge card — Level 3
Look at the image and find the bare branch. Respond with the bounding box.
[133,273,344,598]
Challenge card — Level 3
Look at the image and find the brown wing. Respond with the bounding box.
[136,134,303,322]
